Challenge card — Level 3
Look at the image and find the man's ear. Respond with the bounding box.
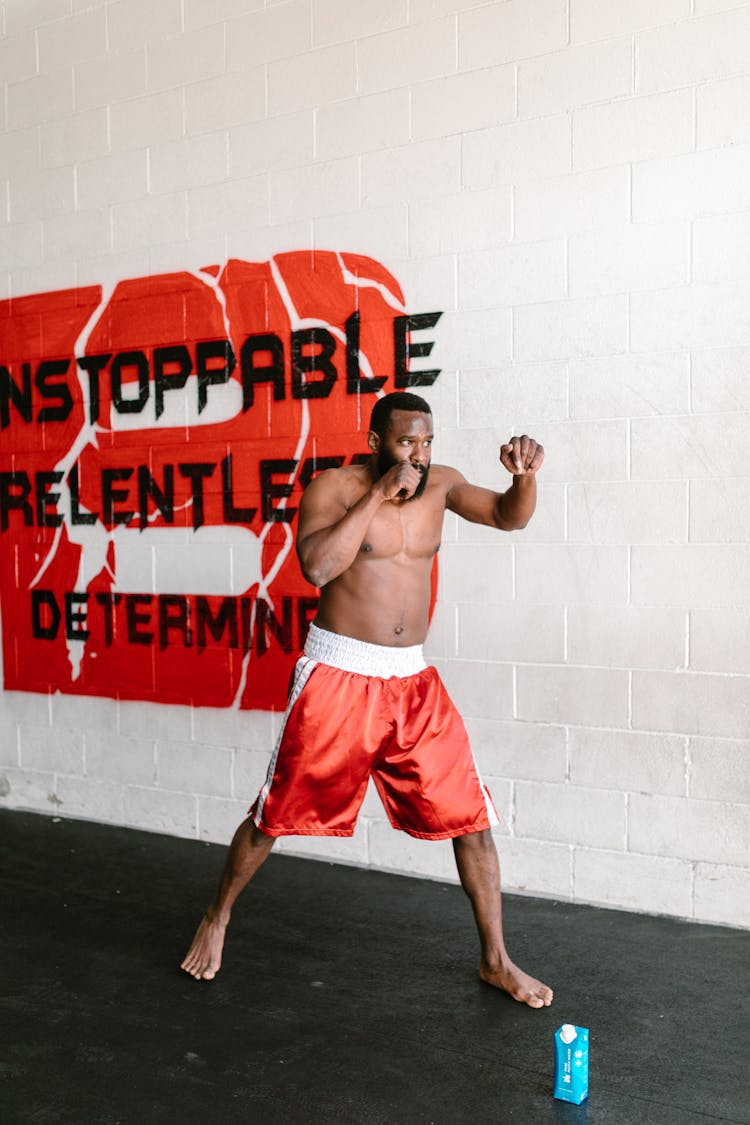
[367,430,379,454]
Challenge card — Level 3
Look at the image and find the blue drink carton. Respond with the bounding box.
[553,1024,589,1105]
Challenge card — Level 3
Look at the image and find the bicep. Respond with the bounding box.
[296,473,349,545]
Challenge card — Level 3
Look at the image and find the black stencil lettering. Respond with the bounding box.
[345,312,387,395]
[197,339,236,413]
[76,354,111,425]
[177,462,216,531]
[36,359,74,423]
[138,464,175,530]
[298,455,345,491]
[0,363,32,430]
[65,592,89,640]
[256,596,293,655]
[102,467,135,526]
[221,454,256,524]
[68,464,98,525]
[260,459,297,523]
[95,592,122,646]
[158,595,192,649]
[291,327,337,399]
[111,351,150,415]
[196,596,239,651]
[240,596,254,652]
[394,311,442,388]
[125,594,153,645]
[240,333,285,410]
[31,589,60,640]
[0,471,33,531]
[154,345,192,419]
[35,471,64,528]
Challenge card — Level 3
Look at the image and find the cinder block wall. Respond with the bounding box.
[1,0,748,929]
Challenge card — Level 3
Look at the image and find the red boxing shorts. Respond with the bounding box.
[250,624,499,841]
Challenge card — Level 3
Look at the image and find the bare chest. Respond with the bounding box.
[359,496,444,561]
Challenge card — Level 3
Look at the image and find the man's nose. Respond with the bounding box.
[411,447,428,464]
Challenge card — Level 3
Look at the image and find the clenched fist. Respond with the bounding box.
[500,435,544,476]
[376,461,425,501]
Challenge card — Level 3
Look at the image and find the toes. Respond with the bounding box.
[524,982,553,1008]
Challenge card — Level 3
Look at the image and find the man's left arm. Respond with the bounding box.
[445,435,544,531]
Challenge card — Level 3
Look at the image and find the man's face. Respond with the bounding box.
[374,409,433,499]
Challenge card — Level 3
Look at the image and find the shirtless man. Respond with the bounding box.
[182,391,552,1009]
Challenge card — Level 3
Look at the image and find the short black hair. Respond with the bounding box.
[369,391,432,439]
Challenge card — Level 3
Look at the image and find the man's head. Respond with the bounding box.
[367,391,433,500]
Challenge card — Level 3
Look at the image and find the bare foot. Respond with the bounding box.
[479,959,553,1009]
[180,910,228,980]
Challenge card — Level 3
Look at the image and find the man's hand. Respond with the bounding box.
[375,462,425,501]
[500,435,544,476]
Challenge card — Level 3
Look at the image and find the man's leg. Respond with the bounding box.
[453,828,553,1009]
[181,817,275,980]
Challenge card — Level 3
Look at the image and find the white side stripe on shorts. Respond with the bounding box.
[253,656,317,826]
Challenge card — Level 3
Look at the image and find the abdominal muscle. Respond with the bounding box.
[313,553,434,648]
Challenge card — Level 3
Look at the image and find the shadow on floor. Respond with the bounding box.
[1,809,748,1125]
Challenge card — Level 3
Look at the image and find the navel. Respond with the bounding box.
[394,625,404,636]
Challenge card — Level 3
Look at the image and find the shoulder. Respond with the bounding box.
[301,462,370,510]
[428,463,466,498]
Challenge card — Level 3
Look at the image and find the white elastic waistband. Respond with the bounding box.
[304,623,427,678]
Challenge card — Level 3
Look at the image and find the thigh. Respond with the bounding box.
[253,661,387,836]
[372,667,498,840]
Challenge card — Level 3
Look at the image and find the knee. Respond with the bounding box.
[455,827,494,854]
[251,822,276,851]
[237,817,274,851]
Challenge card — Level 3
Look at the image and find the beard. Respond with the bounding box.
[377,449,430,500]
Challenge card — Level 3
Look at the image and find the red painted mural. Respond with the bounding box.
[0,252,442,710]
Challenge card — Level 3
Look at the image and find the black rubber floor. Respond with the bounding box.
[1,809,748,1125]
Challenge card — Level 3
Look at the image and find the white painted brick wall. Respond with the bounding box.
[568,729,687,796]
[569,352,690,419]
[268,43,356,114]
[567,606,687,670]
[1,0,748,930]
[690,609,750,673]
[573,849,693,917]
[518,39,633,118]
[411,66,515,139]
[463,115,572,188]
[697,75,750,147]
[570,0,691,44]
[466,719,567,784]
[517,666,630,727]
[694,865,750,929]
[459,0,568,68]
[568,481,688,544]
[568,221,689,297]
[572,90,694,171]
[691,345,750,412]
[689,738,750,804]
[513,294,628,361]
[515,544,629,603]
[515,780,627,850]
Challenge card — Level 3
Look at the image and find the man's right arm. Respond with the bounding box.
[295,472,384,588]
[296,462,423,588]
